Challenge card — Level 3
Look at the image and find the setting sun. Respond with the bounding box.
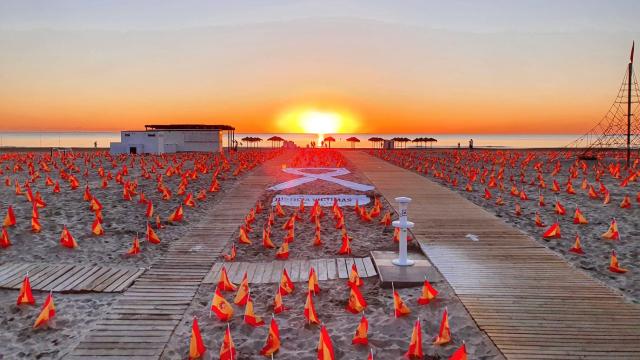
[276,106,360,136]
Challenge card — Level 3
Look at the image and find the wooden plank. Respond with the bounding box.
[336,258,348,279]
[354,258,367,277]
[317,259,328,281]
[326,259,338,280]
[363,257,377,276]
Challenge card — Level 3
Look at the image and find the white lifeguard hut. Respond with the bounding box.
[109,124,235,155]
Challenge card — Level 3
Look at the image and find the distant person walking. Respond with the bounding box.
[94,141,97,149]
[469,138,474,151]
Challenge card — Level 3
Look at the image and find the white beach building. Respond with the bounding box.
[109,124,235,155]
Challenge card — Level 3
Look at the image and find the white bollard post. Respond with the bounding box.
[392,197,415,266]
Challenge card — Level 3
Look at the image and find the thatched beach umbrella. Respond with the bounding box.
[267,135,284,148]
[368,137,384,148]
[346,136,360,149]
[323,136,336,148]
[427,137,438,148]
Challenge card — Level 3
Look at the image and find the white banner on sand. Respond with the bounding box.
[272,194,371,207]
[267,168,375,192]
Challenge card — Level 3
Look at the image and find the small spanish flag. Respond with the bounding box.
[127,235,141,255]
[273,286,287,314]
[278,268,295,295]
[224,244,237,261]
[317,325,335,360]
[218,267,237,292]
[569,234,584,255]
[0,228,11,248]
[146,222,161,244]
[449,343,468,360]
[17,275,35,305]
[602,219,619,240]
[304,290,320,324]
[346,283,367,313]
[308,267,320,295]
[418,279,438,305]
[167,204,184,222]
[183,193,196,207]
[33,292,56,328]
[393,287,411,318]
[233,272,249,306]
[219,324,236,360]
[573,207,588,224]
[260,317,281,356]
[243,293,265,327]
[542,222,561,239]
[211,285,234,321]
[609,250,628,273]
[3,205,16,227]
[91,217,104,236]
[60,226,78,248]
[351,315,369,345]
[262,227,275,248]
[348,263,363,287]
[405,319,423,359]
[189,317,206,359]
[238,226,252,244]
[433,308,452,345]
[275,241,289,260]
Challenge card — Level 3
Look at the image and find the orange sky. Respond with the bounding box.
[0,1,638,134]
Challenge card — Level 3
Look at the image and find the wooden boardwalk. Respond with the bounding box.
[66,156,285,360]
[344,151,640,360]
[0,262,144,293]
[202,257,377,284]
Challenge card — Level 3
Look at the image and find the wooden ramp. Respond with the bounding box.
[202,257,377,284]
[0,262,144,293]
[66,156,285,360]
[344,151,640,360]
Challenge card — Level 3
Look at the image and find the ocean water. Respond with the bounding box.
[0,132,580,149]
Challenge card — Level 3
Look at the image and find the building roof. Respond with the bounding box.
[144,124,235,131]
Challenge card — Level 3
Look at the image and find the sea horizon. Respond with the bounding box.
[0,131,583,149]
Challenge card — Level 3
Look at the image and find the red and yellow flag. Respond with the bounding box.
[279,268,295,295]
[317,325,335,360]
[449,343,468,360]
[145,201,154,219]
[243,293,265,327]
[189,317,206,360]
[418,279,438,305]
[348,263,363,287]
[609,250,628,273]
[262,227,275,248]
[211,286,234,321]
[338,233,351,255]
[602,219,620,240]
[620,195,632,208]
[304,290,320,324]
[351,315,369,345]
[233,273,250,306]
[60,226,78,248]
[127,235,141,255]
[393,289,411,318]
[33,292,56,328]
[308,267,320,295]
[146,222,161,244]
[219,325,236,360]
[573,207,588,224]
[0,228,11,248]
[405,319,423,359]
[167,205,184,222]
[91,217,104,236]
[273,286,287,314]
[3,205,16,227]
[184,193,196,207]
[218,267,237,292]
[275,241,289,260]
[260,318,281,356]
[346,283,367,313]
[238,226,252,244]
[434,308,452,345]
[542,222,561,239]
[569,234,584,254]
[17,275,35,305]
[31,216,42,233]
[224,244,237,261]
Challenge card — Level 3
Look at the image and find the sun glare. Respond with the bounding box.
[276,106,360,140]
